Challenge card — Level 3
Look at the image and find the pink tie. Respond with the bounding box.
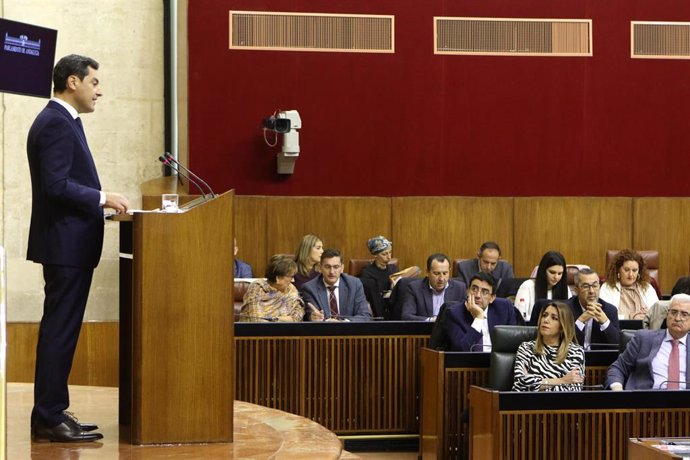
[668,339,680,390]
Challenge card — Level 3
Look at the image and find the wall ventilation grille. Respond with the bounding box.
[229,11,394,53]
[632,22,690,59]
[434,17,592,57]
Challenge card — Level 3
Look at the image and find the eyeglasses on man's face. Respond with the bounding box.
[578,283,600,291]
[668,309,690,321]
[469,285,492,296]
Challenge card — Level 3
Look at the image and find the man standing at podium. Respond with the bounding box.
[26,54,129,442]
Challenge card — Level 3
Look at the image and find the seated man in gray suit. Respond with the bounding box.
[456,241,514,290]
[401,253,466,321]
[606,294,690,390]
[301,249,372,321]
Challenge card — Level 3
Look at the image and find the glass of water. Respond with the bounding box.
[161,194,179,213]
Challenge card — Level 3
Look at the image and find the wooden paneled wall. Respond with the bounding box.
[634,198,690,290]
[236,196,690,292]
[393,197,514,275]
[513,197,633,277]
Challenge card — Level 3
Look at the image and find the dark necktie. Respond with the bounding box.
[75,117,88,146]
[668,339,680,389]
[75,117,84,135]
[328,286,339,318]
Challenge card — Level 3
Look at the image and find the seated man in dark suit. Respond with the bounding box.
[401,253,466,321]
[301,249,372,321]
[567,268,620,349]
[456,241,514,290]
[233,238,253,278]
[444,272,517,351]
[606,294,690,390]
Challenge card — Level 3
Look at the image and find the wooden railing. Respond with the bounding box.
[235,322,432,434]
[471,386,690,460]
[419,348,618,460]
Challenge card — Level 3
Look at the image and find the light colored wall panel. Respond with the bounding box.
[634,198,690,292]
[514,197,633,277]
[392,197,514,274]
[2,0,165,322]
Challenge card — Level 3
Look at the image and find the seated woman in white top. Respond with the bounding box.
[600,249,658,320]
[514,251,570,321]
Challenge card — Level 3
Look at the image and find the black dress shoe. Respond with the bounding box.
[64,411,99,432]
[31,418,103,443]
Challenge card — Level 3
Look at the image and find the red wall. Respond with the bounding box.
[188,1,690,196]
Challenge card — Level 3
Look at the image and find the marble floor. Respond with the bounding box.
[7,383,418,460]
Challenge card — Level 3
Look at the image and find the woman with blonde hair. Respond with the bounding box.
[600,249,658,320]
[293,234,323,289]
[512,301,585,391]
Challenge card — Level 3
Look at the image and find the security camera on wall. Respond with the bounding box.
[263,110,301,174]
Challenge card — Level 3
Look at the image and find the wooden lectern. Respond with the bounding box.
[117,179,234,444]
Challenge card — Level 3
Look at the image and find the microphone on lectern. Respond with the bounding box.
[163,152,216,198]
[158,155,207,200]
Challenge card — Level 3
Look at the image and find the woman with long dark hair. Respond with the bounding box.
[514,250,570,320]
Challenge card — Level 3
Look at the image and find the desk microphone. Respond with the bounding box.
[537,382,600,389]
[236,313,278,322]
[336,315,385,321]
[659,380,687,389]
[164,152,216,198]
[158,155,207,200]
[470,343,492,352]
[587,342,619,350]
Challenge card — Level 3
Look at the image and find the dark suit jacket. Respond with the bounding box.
[401,278,466,321]
[606,329,690,389]
[234,259,253,278]
[444,297,517,351]
[456,259,514,288]
[27,100,103,268]
[566,296,620,347]
[300,274,372,321]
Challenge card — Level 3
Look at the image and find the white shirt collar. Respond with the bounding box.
[428,281,448,295]
[323,278,340,290]
[665,329,688,345]
[51,97,79,120]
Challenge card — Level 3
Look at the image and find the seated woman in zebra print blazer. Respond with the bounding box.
[512,301,585,392]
